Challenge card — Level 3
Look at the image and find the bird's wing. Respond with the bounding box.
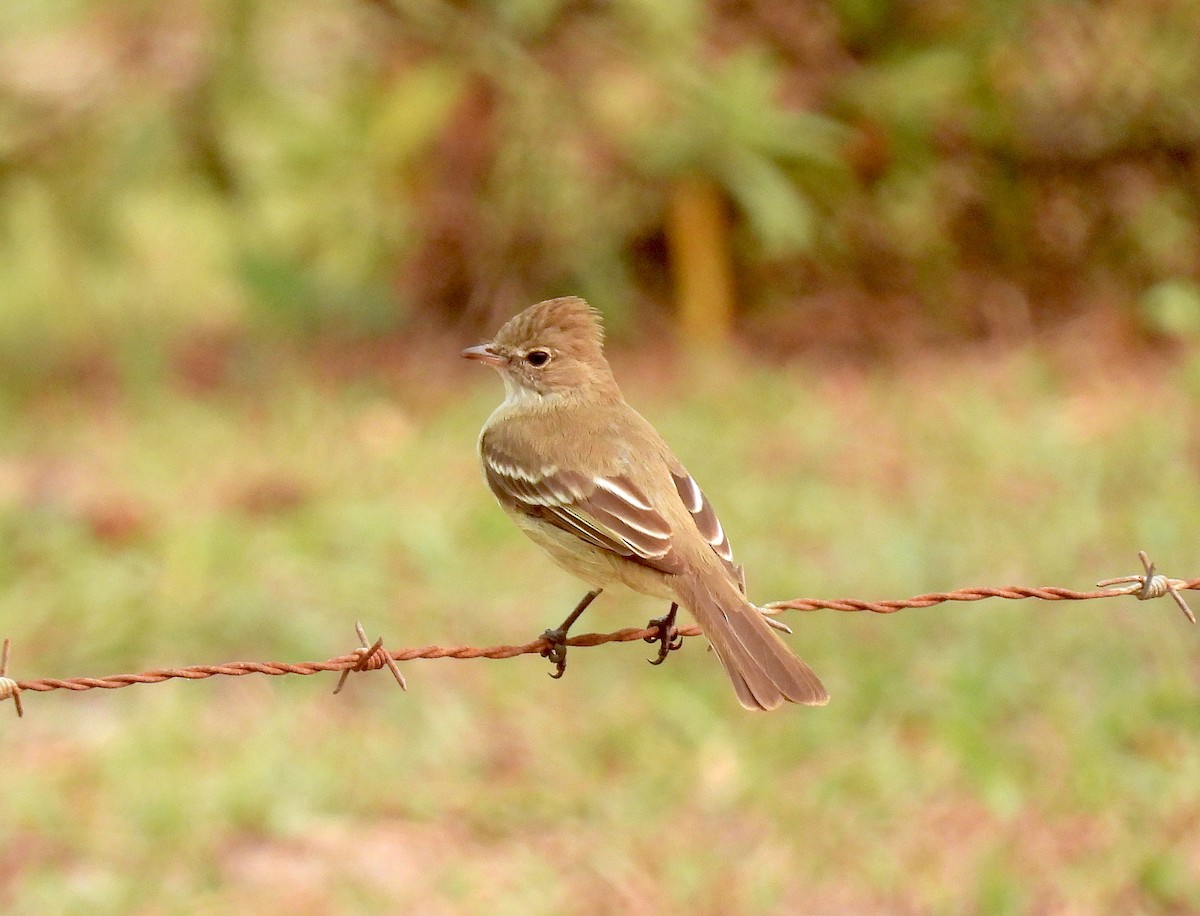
[482,443,685,575]
[669,469,734,565]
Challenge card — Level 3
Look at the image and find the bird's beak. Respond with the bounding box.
[461,343,506,368]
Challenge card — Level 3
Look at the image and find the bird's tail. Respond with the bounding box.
[673,571,828,711]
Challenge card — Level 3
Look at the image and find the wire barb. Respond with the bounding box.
[0,638,24,718]
[332,622,408,695]
[1096,550,1196,624]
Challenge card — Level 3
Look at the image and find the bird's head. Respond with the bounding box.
[462,297,617,400]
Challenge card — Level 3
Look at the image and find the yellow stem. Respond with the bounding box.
[666,173,735,349]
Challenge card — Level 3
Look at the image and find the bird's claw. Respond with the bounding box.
[538,589,601,680]
[644,603,683,666]
[540,628,569,679]
[647,629,684,665]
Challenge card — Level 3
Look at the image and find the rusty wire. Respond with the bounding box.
[2,551,1196,717]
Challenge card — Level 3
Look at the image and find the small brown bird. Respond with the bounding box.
[463,297,828,710]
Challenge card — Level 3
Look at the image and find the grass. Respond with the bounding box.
[2,343,1199,913]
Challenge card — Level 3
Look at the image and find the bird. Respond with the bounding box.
[462,297,828,710]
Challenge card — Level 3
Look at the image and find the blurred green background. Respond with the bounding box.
[3,1,1200,912]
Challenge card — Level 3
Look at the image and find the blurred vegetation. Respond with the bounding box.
[3,0,1200,374]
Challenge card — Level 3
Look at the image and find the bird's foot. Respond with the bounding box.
[645,602,684,666]
[539,589,602,680]
[540,627,571,679]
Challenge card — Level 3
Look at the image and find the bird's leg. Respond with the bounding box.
[541,589,602,679]
[645,602,684,665]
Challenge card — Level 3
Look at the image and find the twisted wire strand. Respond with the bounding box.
[9,570,1197,701]
[765,581,1200,614]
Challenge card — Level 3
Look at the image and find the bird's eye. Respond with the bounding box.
[525,349,551,367]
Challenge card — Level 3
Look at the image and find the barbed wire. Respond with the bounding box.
[1,551,1195,718]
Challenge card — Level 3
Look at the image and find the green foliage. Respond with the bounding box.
[2,0,1200,368]
[1141,279,1200,340]
[614,44,845,255]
